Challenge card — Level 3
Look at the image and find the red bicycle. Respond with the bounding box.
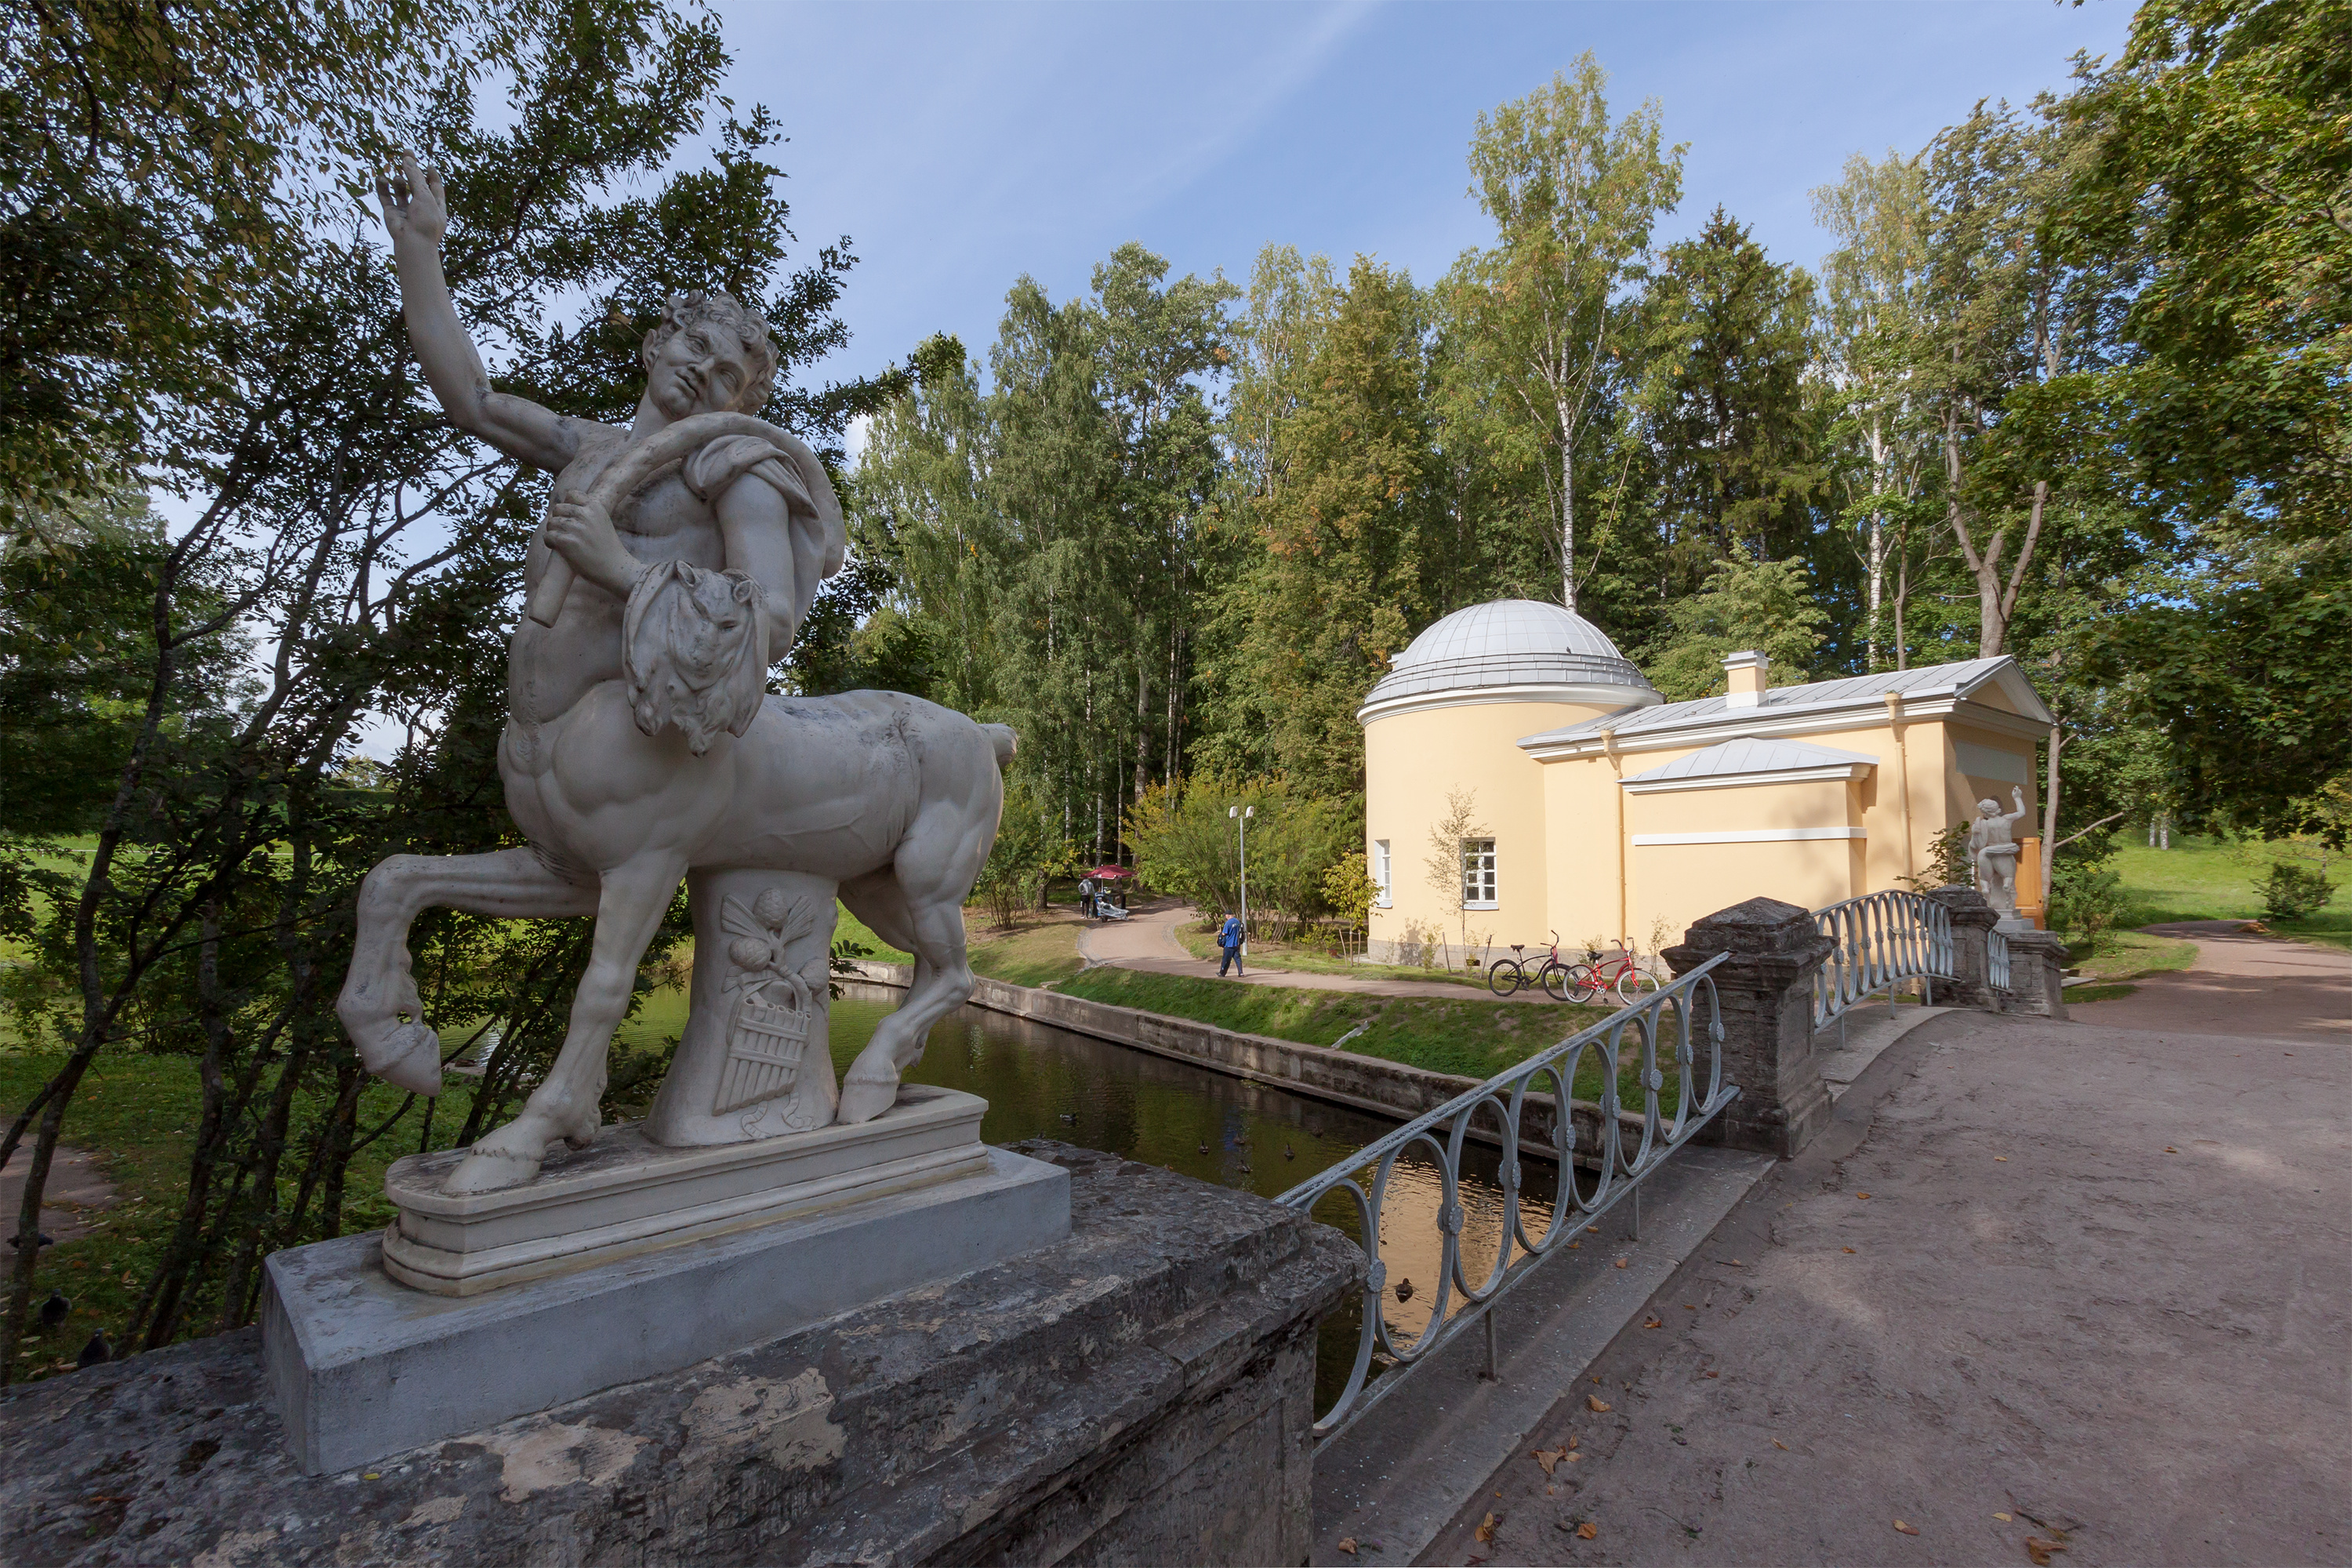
[1564,942,1664,1007]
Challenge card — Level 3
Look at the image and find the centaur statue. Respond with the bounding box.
[339,157,1008,1194]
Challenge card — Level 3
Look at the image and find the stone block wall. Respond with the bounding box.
[0,1145,1359,1567]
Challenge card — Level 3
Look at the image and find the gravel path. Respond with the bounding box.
[1421,1008,2350,1567]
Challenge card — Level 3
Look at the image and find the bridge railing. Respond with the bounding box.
[1276,951,1734,1445]
[1811,889,1954,1029]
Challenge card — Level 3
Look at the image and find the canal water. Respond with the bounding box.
[830,983,1566,1411]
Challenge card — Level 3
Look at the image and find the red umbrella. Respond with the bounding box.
[1087,866,1132,879]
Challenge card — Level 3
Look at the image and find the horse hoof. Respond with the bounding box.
[368,1022,444,1096]
[834,1076,899,1126]
[442,1145,543,1195]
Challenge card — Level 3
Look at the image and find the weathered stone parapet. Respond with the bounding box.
[1925,885,2002,1011]
[1662,897,1835,1159]
[0,1144,1360,1567]
[2001,929,2071,1020]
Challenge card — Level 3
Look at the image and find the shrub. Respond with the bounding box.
[2049,861,2126,942]
[975,790,1077,929]
[2257,861,2335,920]
[1900,821,1973,892]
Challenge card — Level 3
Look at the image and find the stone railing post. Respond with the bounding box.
[2002,929,2071,1020]
[1663,897,1835,1159]
[1924,885,2000,1011]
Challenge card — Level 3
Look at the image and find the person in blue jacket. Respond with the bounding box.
[1218,911,1245,978]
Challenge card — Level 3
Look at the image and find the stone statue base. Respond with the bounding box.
[263,1102,1069,1475]
[380,1086,990,1296]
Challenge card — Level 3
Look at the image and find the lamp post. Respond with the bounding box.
[1229,804,1253,955]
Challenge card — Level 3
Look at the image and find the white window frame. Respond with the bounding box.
[1373,840,1392,908]
[1461,837,1497,910]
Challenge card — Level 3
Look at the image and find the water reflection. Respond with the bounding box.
[831,984,1559,1405]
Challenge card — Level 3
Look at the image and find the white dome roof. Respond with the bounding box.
[1359,599,1657,722]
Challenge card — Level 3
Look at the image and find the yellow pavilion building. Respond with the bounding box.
[1357,600,2054,964]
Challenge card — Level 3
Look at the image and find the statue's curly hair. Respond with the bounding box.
[640,292,779,413]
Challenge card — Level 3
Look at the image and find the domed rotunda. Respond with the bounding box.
[1356,599,1658,723]
[1356,600,1658,961]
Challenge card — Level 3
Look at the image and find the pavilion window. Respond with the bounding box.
[1461,838,1497,909]
[1374,840,1392,907]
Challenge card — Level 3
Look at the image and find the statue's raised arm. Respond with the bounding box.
[377,154,596,473]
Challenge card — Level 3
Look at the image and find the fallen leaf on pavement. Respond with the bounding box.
[1566,1451,1584,1463]
[1588,1395,1612,1413]
[1857,1191,1871,1200]
[1994,1512,2013,1522]
[1577,1521,1599,1540]
[1842,1247,1857,1254]
[1475,1512,1497,1544]
[1567,1436,1579,1449]
[1894,1520,1919,1535]
[1704,1369,1720,1378]
[2163,1146,2178,1154]
[1336,1539,1357,1555]
[1534,1446,1568,1475]
[1642,1316,1663,1329]
[1773,1439,1788,1450]
[1994,1156,2008,1162]
[2024,1537,2069,1565]
[1613,1258,1629,1269]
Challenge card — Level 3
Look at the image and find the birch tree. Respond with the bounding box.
[1813,151,1933,669]
[1451,56,1683,612]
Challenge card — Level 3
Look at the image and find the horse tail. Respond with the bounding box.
[982,724,1018,769]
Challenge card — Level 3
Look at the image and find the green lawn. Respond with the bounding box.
[2109,837,2349,950]
[1054,967,1673,1104]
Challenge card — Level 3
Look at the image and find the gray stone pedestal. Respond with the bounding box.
[1664,896,1836,1159]
[2002,927,2071,1019]
[1926,885,2002,1011]
[3,1144,1359,1567]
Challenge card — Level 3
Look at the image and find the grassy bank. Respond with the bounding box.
[2108,837,2348,949]
[1055,966,1633,1087]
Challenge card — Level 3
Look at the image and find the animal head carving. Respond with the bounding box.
[622,560,771,754]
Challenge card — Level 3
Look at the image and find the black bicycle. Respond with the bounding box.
[1485,931,1575,1001]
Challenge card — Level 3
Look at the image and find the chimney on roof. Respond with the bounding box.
[1723,650,1769,708]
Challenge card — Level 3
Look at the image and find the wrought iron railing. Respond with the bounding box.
[1276,952,1734,1444]
[1812,890,1953,1029]
[1987,924,2012,992]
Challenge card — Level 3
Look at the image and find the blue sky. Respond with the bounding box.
[717,0,2135,405]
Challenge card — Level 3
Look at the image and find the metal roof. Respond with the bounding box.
[1359,599,1657,713]
[1517,655,2052,749]
[1625,737,1881,783]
